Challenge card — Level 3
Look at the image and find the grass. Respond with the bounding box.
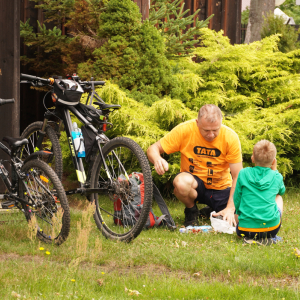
[0,189,300,299]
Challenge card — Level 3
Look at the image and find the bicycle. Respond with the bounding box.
[20,74,153,242]
[0,98,70,245]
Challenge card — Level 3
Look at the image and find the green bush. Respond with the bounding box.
[261,14,300,53]
[78,0,174,96]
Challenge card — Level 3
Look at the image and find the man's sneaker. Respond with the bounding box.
[184,205,199,227]
[199,206,213,219]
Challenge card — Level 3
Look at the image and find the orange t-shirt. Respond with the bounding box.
[160,120,242,190]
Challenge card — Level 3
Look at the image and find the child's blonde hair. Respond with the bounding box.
[253,140,276,167]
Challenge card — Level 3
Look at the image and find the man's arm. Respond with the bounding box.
[213,162,243,226]
[147,141,169,175]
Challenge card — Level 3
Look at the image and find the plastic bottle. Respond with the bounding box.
[71,122,85,157]
[179,225,212,233]
[77,128,86,158]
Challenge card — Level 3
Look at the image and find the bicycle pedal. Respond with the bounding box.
[1,200,16,209]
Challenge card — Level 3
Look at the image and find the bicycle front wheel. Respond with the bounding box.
[90,137,153,242]
[20,121,63,181]
[20,159,70,245]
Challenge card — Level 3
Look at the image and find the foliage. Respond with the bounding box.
[20,0,105,75]
[241,6,249,25]
[149,0,213,58]
[280,0,300,25]
[20,1,300,189]
[78,0,174,96]
[261,14,300,53]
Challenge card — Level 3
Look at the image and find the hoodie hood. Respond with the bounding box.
[244,166,277,191]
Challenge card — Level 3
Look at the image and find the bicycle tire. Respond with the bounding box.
[20,159,70,245]
[90,137,153,242]
[20,121,63,181]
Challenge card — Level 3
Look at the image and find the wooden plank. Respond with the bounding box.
[197,0,207,22]
[0,0,20,191]
[141,0,149,20]
[235,0,242,44]
[206,0,213,29]
[210,0,222,32]
[134,0,142,12]
[224,0,241,44]
[222,0,228,36]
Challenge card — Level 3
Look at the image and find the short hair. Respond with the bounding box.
[253,140,277,167]
[198,104,223,123]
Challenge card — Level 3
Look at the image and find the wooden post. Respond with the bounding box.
[0,0,20,191]
[133,0,149,20]
[0,1,20,139]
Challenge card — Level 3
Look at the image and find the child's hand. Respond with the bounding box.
[271,158,277,171]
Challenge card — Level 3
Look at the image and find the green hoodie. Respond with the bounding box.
[233,166,285,229]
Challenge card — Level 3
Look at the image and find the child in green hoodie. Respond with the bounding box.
[234,140,285,240]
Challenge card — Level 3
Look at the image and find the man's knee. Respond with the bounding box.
[173,173,197,194]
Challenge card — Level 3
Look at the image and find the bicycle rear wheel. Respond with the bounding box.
[20,122,63,181]
[20,159,70,245]
[90,137,153,242]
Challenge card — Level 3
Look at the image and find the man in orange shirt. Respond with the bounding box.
[147,104,243,227]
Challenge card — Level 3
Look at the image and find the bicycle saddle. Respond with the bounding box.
[93,101,121,111]
[3,136,29,148]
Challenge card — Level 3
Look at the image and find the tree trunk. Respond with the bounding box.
[244,0,275,44]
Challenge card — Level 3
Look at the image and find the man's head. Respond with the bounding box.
[196,104,223,142]
[252,140,277,167]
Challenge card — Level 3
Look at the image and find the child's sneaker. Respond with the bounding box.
[243,236,282,246]
[271,235,283,243]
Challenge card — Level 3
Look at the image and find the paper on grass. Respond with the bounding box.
[210,211,236,234]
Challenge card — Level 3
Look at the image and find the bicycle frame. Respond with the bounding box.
[36,104,126,196]
[0,142,35,207]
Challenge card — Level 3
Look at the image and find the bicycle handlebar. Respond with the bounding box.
[20,73,105,88]
[0,98,15,106]
[20,73,53,85]
[79,80,105,86]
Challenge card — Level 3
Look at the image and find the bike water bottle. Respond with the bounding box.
[77,128,86,158]
[71,122,81,155]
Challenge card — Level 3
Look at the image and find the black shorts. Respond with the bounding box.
[175,173,231,213]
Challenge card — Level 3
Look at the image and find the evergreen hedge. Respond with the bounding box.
[20,0,300,190]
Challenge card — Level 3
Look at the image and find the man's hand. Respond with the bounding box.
[212,206,236,227]
[147,141,168,175]
[154,157,169,175]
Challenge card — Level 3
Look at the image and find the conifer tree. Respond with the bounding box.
[149,0,213,58]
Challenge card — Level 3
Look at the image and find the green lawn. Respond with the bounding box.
[0,189,299,299]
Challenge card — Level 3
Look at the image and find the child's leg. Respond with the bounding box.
[275,194,283,214]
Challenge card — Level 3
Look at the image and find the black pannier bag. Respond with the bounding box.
[81,125,97,163]
[52,79,83,106]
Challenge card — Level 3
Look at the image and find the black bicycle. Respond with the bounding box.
[20,74,153,242]
[0,98,70,245]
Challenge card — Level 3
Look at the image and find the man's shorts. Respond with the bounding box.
[174,172,231,213]
[236,207,282,239]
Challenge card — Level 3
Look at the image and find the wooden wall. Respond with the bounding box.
[0,1,20,138]
[0,0,20,190]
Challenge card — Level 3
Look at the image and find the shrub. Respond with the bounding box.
[261,14,300,53]
[78,0,174,96]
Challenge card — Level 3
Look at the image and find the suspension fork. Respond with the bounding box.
[96,139,130,183]
[34,111,56,152]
